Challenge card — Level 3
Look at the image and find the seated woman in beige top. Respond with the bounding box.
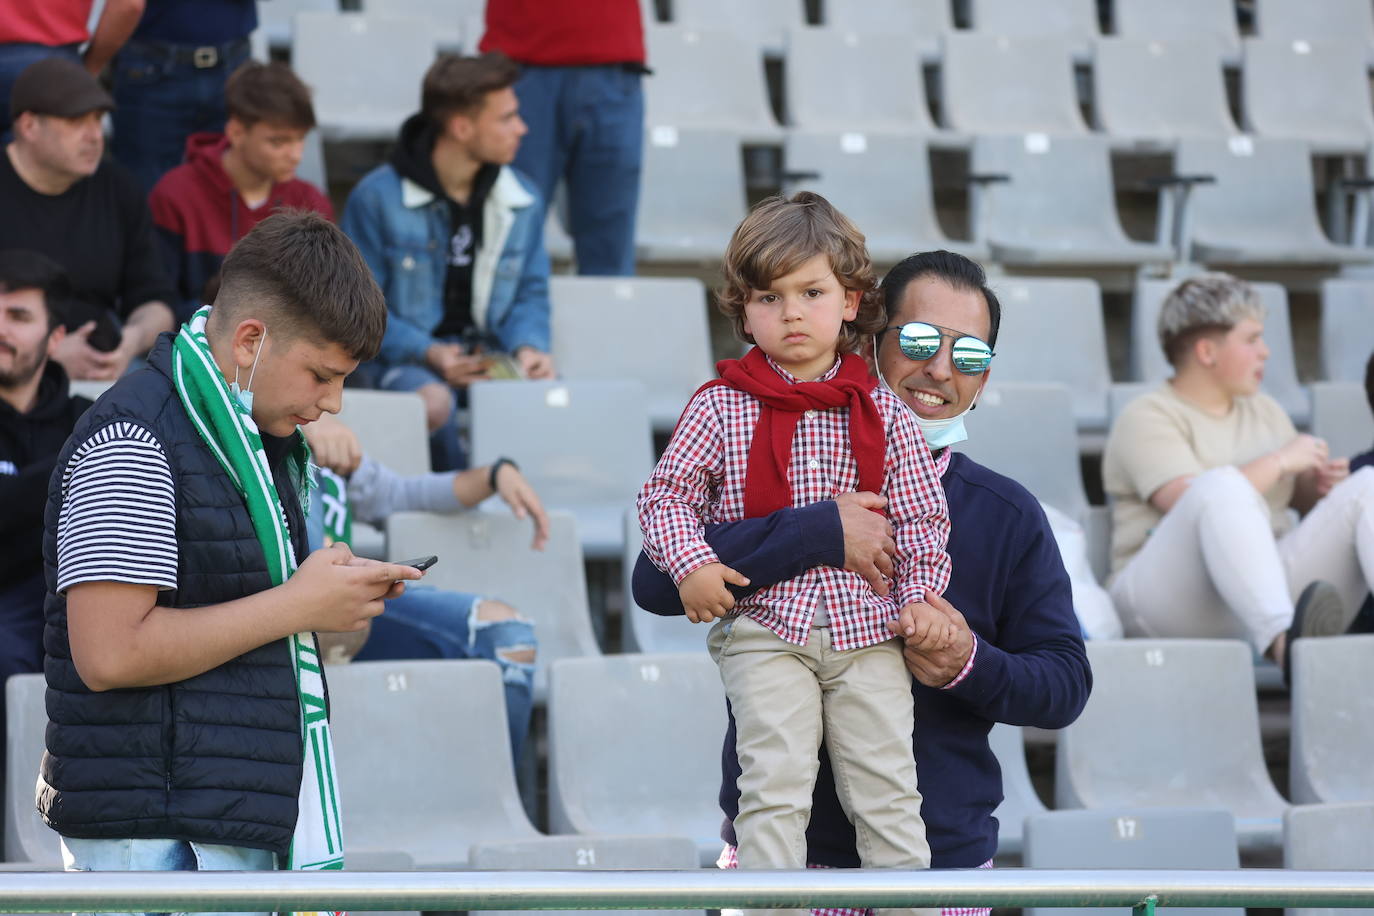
[1102,272,1374,673]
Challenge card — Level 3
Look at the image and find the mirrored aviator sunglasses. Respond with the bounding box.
[893,322,995,375]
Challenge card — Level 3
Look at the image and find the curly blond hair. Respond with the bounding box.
[717,192,882,353]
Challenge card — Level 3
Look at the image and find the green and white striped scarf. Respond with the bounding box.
[171,306,346,887]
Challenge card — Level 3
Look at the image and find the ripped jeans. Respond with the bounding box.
[355,586,536,760]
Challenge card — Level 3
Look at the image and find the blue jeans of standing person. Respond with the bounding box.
[110,37,250,193]
[0,42,82,138]
[355,586,537,761]
[62,836,275,916]
[512,64,643,276]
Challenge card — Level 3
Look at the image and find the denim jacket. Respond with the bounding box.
[341,163,551,368]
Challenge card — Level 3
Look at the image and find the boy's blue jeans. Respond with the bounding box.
[61,836,274,916]
[356,586,536,761]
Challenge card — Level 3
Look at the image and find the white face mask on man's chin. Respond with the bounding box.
[877,370,980,450]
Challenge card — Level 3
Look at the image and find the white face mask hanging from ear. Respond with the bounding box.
[230,327,267,413]
[877,368,981,450]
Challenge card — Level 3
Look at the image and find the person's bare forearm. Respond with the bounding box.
[83,0,145,74]
[70,582,313,691]
[119,301,175,358]
[451,466,495,507]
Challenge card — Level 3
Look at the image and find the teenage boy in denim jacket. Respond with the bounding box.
[342,52,553,471]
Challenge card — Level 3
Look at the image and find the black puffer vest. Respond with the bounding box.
[39,334,311,855]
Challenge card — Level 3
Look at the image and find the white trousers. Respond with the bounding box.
[1110,466,1374,652]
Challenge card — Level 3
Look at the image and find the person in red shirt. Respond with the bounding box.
[480,0,645,276]
[149,61,333,322]
[0,0,144,135]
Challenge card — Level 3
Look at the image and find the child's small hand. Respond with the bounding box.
[678,562,750,623]
[893,600,954,650]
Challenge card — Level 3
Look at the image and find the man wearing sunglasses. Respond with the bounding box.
[634,250,1090,899]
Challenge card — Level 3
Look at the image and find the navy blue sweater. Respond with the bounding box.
[632,451,1092,868]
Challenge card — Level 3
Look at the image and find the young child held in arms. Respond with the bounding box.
[638,192,952,916]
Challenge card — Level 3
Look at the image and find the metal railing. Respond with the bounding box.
[2,869,1374,913]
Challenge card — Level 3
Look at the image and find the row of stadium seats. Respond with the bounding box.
[258,0,1374,60]
[8,638,1374,871]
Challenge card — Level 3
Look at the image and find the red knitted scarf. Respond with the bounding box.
[693,347,886,518]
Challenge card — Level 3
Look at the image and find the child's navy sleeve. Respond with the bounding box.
[632,500,846,615]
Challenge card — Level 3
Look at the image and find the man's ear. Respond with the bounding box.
[224,116,248,147]
[1194,334,1218,369]
[230,318,268,370]
[44,321,67,357]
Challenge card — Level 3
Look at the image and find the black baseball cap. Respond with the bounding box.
[9,57,115,120]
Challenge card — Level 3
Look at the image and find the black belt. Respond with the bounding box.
[124,36,250,69]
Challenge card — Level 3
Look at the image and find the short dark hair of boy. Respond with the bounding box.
[224,61,317,130]
[718,191,882,355]
[878,249,1002,350]
[421,52,520,128]
[211,210,387,362]
[0,248,70,331]
[1365,349,1374,415]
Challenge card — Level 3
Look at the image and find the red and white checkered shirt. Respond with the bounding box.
[638,355,952,651]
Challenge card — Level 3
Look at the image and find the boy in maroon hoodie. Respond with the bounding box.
[149,61,332,322]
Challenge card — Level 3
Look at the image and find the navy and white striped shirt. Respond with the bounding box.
[56,422,178,594]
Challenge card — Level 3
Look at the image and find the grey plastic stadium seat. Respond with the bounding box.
[386,510,602,699]
[258,0,337,50]
[1091,38,1237,148]
[941,35,1088,137]
[969,0,1098,52]
[547,654,729,864]
[1113,0,1242,59]
[1284,803,1374,916]
[1055,640,1290,852]
[784,29,942,137]
[670,0,803,56]
[1289,635,1374,804]
[292,12,437,141]
[336,389,430,475]
[326,659,540,868]
[955,383,1091,523]
[1130,277,1311,425]
[1255,0,1374,43]
[822,0,952,59]
[1173,136,1374,266]
[636,127,747,263]
[1320,279,1374,382]
[986,277,1111,431]
[470,835,705,916]
[970,134,1174,267]
[620,511,706,655]
[988,723,1047,859]
[1242,38,1374,155]
[643,27,781,142]
[296,128,327,194]
[4,675,61,866]
[1310,382,1374,462]
[66,380,113,402]
[468,379,653,560]
[359,0,479,50]
[549,276,713,432]
[784,130,983,263]
[1025,809,1242,916]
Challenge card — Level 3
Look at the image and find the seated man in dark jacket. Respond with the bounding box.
[40,211,423,884]
[635,251,1093,910]
[0,250,90,788]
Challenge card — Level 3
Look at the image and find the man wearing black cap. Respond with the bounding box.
[0,56,175,381]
